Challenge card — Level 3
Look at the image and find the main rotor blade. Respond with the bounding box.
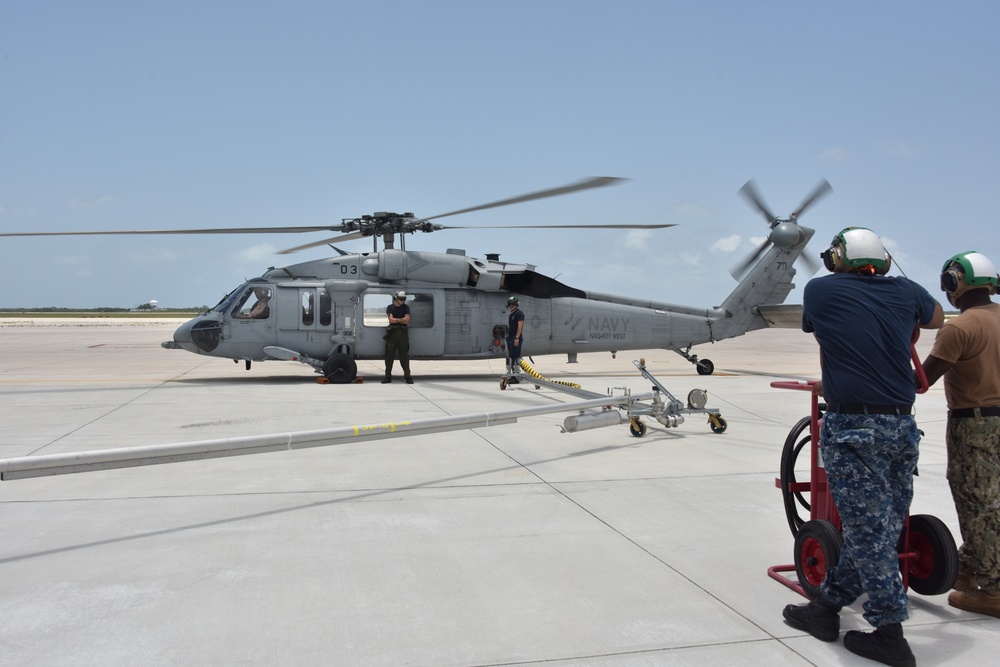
[278,232,369,254]
[792,179,833,218]
[278,223,677,254]
[738,180,778,225]
[729,239,771,280]
[0,226,338,238]
[411,176,626,224]
[436,223,676,230]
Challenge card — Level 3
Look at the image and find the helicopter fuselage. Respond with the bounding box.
[164,232,807,380]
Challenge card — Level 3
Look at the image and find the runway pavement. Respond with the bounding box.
[1,319,997,665]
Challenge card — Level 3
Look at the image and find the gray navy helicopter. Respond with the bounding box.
[2,177,830,383]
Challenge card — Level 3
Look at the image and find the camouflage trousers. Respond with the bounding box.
[947,415,1000,593]
[819,412,920,627]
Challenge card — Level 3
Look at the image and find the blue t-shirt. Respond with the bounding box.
[802,273,937,405]
[508,308,525,341]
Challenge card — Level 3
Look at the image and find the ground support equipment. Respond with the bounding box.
[504,358,727,437]
[767,380,958,599]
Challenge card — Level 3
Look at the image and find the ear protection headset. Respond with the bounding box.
[821,227,891,275]
[940,251,998,306]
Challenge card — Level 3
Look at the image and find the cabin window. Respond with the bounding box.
[362,293,433,328]
[300,289,334,328]
[320,292,332,327]
[301,292,314,326]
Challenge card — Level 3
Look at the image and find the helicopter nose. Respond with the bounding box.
[163,316,222,354]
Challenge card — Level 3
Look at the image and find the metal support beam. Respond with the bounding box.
[0,393,651,481]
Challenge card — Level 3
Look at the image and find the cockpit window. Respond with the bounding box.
[233,286,272,320]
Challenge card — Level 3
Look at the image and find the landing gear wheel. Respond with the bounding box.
[708,415,727,433]
[794,520,843,600]
[898,514,958,596]
[322,353,357,384]
[629,418,647,438]
[780,415,813,537]
[696,359,715,375]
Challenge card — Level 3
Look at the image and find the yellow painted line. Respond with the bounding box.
[352,421,414,436]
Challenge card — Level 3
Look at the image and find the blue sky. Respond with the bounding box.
[2,1,998,309]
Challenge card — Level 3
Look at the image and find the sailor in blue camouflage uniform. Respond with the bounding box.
[784,227,943,667]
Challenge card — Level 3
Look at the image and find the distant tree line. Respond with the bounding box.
[0,306,208,313]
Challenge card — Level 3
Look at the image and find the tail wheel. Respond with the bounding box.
[322,353,357,384]
[696,359,715,375]
[794,520,842,600]
[780,415,812,537]
[898,514,958,595]
[629,418,647,438]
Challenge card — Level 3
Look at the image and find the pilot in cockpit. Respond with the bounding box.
[234,286,272,319]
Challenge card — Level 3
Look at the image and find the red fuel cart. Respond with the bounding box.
[768,333,958,599]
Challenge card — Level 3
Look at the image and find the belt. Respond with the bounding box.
[828,403,912,416]
[949,406,1000,419]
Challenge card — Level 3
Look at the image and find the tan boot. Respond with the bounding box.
[948,589,1000,618]
[954,568,979,592]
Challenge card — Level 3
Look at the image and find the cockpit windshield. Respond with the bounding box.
[213,280,271,317]
[212,287,242,314]
[233,285,272,320]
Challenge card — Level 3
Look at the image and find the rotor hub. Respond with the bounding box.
[769,221,808,251]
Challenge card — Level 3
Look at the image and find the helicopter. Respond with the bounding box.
[1,177,830,383]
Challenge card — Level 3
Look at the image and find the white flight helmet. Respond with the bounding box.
[821,227,891,275]
[941,251,998,307]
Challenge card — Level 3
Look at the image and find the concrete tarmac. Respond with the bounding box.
[1,319,997,665]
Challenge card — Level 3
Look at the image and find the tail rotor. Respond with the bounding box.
[729,179,831,280]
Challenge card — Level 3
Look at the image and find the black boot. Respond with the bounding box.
[843,623,915,667]
[782,595,841,642]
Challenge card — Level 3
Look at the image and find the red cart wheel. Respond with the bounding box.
[898,514,958,596]
[794,520,842,599]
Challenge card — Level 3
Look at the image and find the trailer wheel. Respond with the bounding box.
[322,353,357,384]
[629,418,647,438]
[780,415,813,537]
[794,520,842,599]
[708,415,727,433]
[898,514,958,596]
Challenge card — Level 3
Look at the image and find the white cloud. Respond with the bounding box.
[876,138,917,158]
[818,147,852,162]
[625,228,653,249]
[129,247,180,263]
[51,254,90,267]
[679,251,701,266]
[67,195,115,210]
[710,234,742,253]
[670,202,714,219]
[238,243,278,262]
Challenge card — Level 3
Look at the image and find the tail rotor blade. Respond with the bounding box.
[729,239,771,280]
[792,179,833,219]
[797,249,822,277]
[739,180,778,226]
